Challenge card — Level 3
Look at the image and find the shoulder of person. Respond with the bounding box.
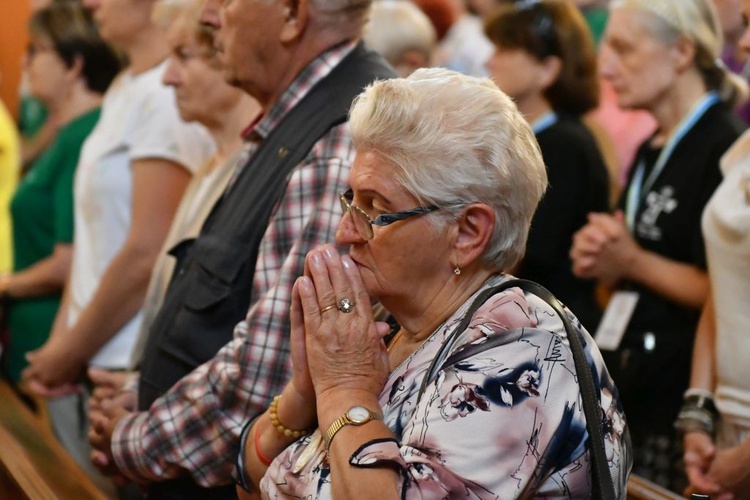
[720,129,750,176]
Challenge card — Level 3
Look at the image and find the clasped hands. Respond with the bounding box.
[570,211,641,287]
[284,244,391,431]
[684,431,750,499]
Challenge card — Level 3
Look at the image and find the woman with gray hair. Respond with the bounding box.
[570,0,745,491]
[234,68,631,498]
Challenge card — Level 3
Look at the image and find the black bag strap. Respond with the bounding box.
[416,278,616,499]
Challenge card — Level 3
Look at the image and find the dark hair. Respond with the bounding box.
[29,0,123,93]
[485,0,599,116]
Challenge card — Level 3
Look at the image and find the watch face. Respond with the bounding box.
[347,406,371,423]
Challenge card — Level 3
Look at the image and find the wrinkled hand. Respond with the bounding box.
[684,431,721,496]
[298,245,391,402]
[88,397,132,484]
[571,211,639,286]
[22,339,86,395]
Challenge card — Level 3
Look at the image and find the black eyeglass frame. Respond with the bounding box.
[339,188,440,240]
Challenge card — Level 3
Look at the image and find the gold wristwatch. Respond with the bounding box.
[323,406,377,452]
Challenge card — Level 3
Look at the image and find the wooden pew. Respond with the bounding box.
[628,474,683,499]
[0,378,107,499]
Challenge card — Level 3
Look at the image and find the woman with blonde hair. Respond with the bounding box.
[571,0,746,490]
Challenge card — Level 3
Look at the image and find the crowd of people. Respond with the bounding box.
[0,0,748,498]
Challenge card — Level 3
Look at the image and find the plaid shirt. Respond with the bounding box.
[111,42,357,486]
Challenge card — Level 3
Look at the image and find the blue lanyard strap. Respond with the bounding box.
[531,111,558,134]
[625,92,719,230]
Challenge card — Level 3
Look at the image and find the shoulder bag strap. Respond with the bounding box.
[416,278,616,499]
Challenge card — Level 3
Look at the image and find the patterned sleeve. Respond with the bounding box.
[350,294,629,498]
[110,123,354,486]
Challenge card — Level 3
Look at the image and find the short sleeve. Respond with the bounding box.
[128,76,214,174]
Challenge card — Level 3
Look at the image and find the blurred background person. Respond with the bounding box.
[714,0,750,124]
[363,0,437,77]
[21,0,214,484]
[571,0,746,491]
[425,0,495,76]
[0,1,121,382]
[680,2,750,496]
[485,0,610,332]
[88,0,262,408]
[0,96,19,277]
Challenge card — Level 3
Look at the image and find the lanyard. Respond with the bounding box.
[531,111,558,134]
[625,92,719,230]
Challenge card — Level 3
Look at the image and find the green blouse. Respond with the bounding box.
[6,108,100,381]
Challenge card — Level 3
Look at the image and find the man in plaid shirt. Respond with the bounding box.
[87,0,394,496]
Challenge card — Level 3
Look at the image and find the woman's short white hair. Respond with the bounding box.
[349,67,548,271]
[612,0,748,106]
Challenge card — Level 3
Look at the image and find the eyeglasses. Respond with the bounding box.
[339,188,440,241]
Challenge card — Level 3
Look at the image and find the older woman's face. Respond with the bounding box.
[163,24,240,125]
[599,8,681,111]
[335,150,452,303]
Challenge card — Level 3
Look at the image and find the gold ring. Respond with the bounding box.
[320,304,337,314]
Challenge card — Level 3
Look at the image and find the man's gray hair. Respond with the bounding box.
[309,0,372,30]
[349,67,548,271]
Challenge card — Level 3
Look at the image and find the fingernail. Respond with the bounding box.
[342,255,353,269]
[298,276,312,292]
[310,252,323,266]
[323,246,337,260]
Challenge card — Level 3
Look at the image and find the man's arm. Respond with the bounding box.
[108,133,353,486]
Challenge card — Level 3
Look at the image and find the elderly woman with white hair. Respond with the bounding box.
[234,68,631,499]
[570,0,746,491]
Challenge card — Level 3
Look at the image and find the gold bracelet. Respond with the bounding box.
[268,395,310,439]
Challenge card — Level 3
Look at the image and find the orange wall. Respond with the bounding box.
[0,2,31,120]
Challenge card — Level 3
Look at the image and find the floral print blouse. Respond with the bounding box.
[259,275,631,498]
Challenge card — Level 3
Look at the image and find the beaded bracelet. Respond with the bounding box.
[269,395,311,438]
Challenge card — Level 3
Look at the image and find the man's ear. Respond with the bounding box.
[452,203,495,269]
[280,0,309,43]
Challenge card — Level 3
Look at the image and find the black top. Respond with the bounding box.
[517,115,610,331]
[616,102,744,342]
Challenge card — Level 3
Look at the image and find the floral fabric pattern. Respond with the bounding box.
[260,275,632,498]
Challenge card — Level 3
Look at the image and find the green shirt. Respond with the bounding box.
[6,108,100,381]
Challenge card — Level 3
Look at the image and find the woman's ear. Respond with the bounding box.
[280,0,309,43]
[672,35,697,73]
[538,55,562,91]
[452,203,495,268]
[65,55,85,85]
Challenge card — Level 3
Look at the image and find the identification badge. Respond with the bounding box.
[594,291,639,351]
